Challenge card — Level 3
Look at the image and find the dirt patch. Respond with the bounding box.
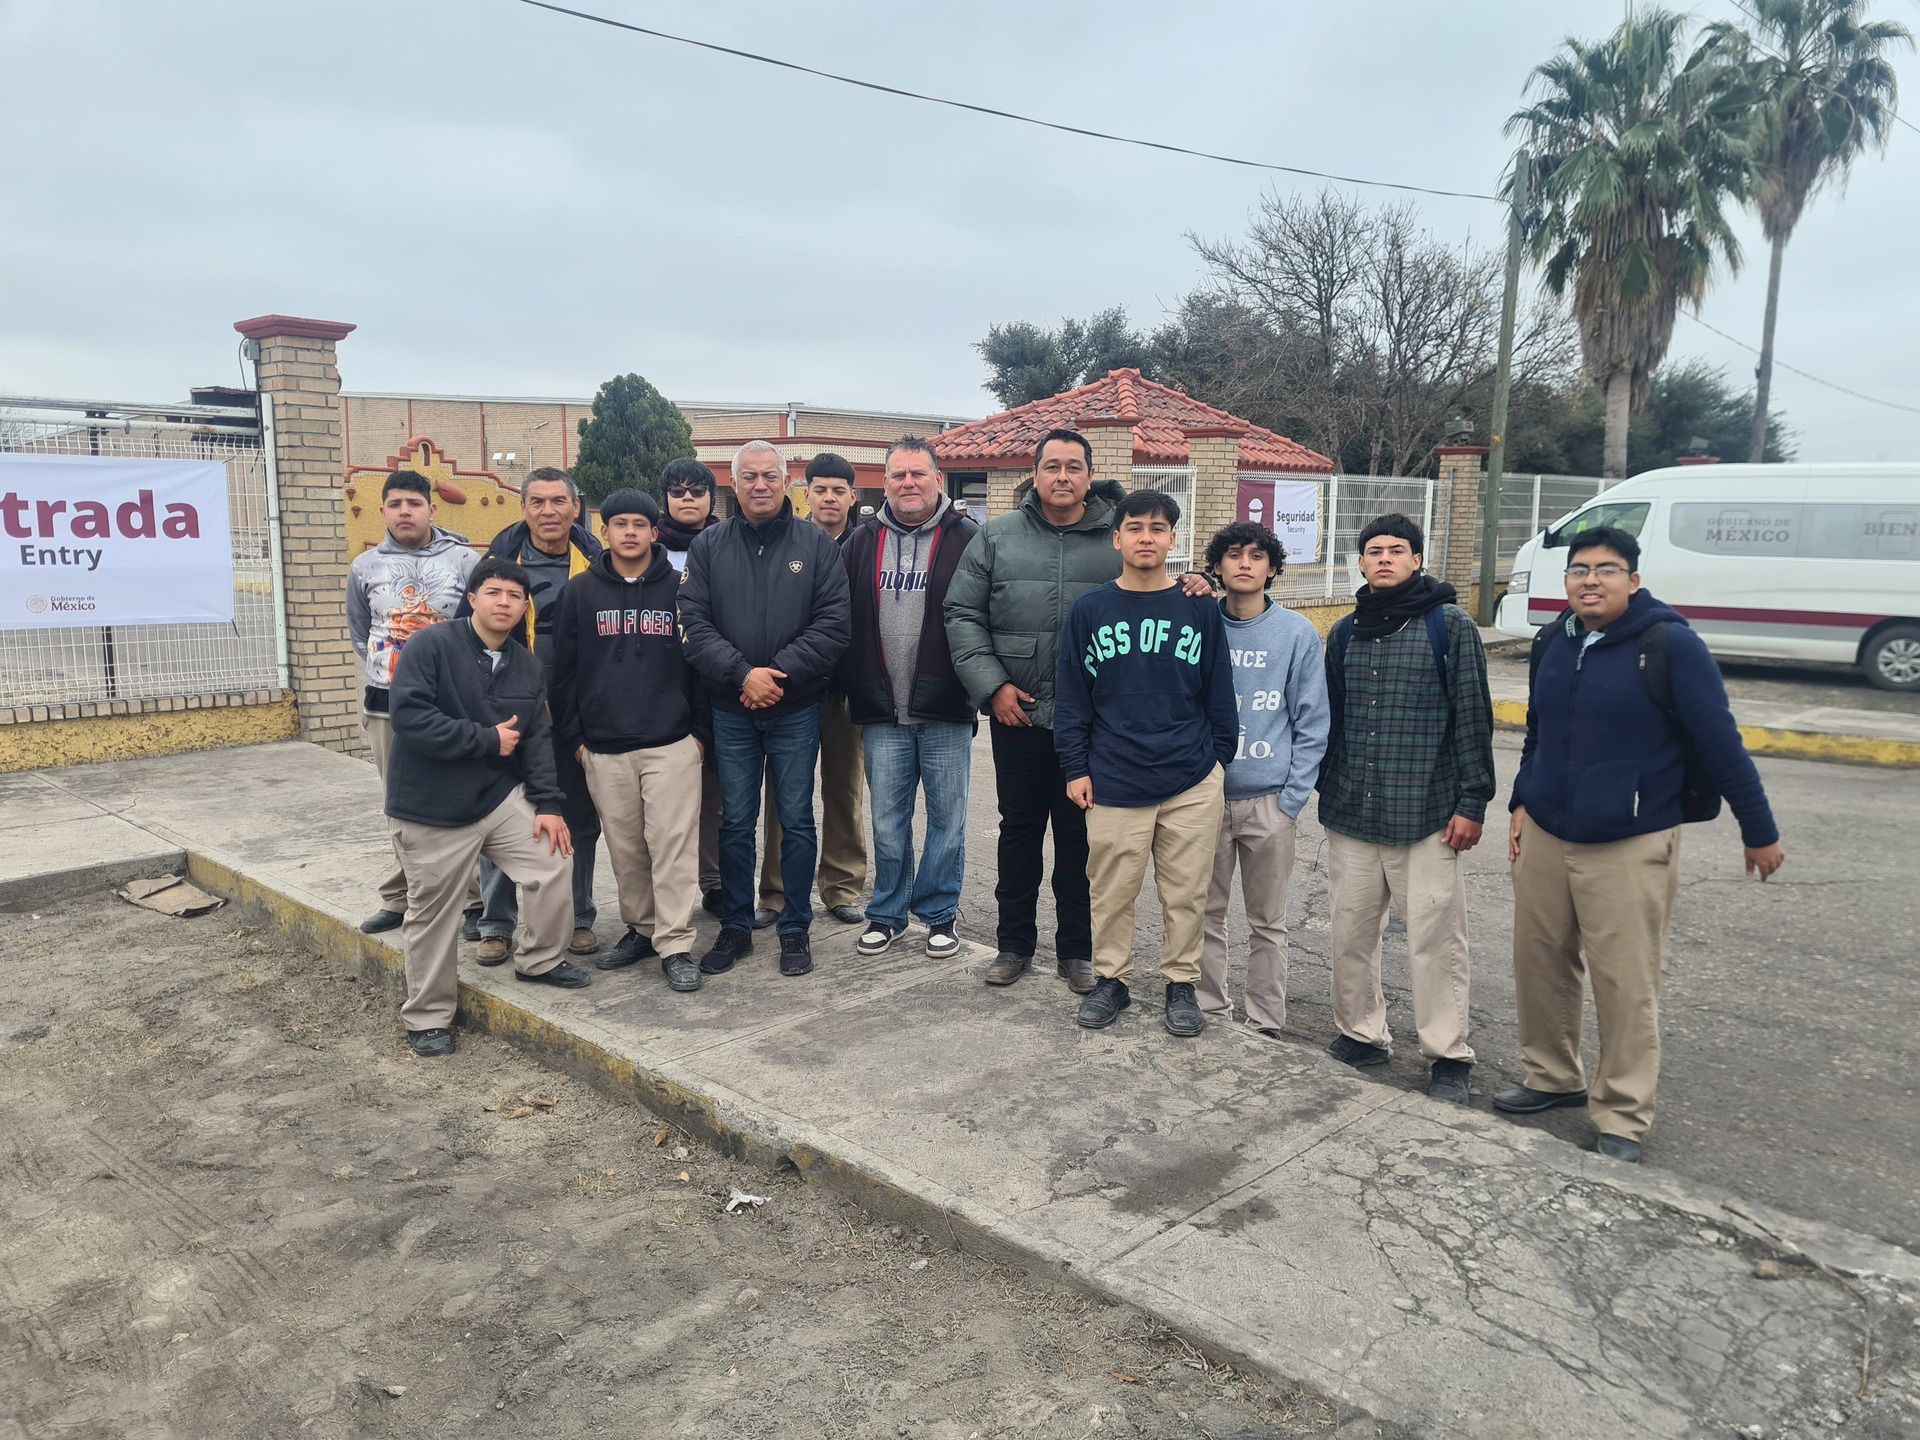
[0,892,1347,1438]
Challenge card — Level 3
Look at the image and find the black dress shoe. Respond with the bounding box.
[460,907,483,942]
[514,959,592,989]
[1075,977,1130,1029]
[1056,956,1096,995]
[597,929,658,970]
[700,927,752,975]
[1327,1034,1391,1067]
[1163,982,1204,1038]
[752,907,780,930]
[660,952,701,992]
[1428,1058,1472,1105]
[406,1027,454,1057]
[1491,1084,1589,1114]
[1596,1134,1643,1164]
[778,931,813,977]
[360,908,404,935]
[826,904,866,925]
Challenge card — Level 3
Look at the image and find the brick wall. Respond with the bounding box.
[1184,430,1242,569]
[1433,447,1486,588]
[240,316,360,752]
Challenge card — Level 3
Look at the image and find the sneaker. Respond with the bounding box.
[925,923,959,960]
[1327,1034,1391,1068]
[660,952,701,993]
[1428,1058,1472,1105]
[778,930,814,977]
[702,887,724,917]
[700,927,752,975]
[856,924,896,957]
[1162,982,1204,1037]
[752,907,780,930]
[513,959,593,989]
[568,926,601,956]
[460,907,483,942]
[597,929,658,971]
[474,935,512,967]
[406,1027,454,1058]
[1075,976,1131,1029]
[360,908,404,935]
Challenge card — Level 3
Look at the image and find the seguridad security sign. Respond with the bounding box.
[1,453,235,628]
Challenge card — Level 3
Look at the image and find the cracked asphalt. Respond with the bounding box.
[945,723,1920,1254]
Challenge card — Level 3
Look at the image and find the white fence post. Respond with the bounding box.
[260,393,293,693]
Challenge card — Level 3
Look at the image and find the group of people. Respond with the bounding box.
[348,427,1784,1165]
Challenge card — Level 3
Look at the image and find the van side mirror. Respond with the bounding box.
[1542,525,1564,548]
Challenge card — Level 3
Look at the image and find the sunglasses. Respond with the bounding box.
[665,484,711,498]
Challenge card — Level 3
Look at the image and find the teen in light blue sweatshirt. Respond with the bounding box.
[1199,522,1330,1036]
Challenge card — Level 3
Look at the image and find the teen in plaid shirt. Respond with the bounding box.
[1317,513,1494,1103]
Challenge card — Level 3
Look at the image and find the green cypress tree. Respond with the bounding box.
[571,373,695,502]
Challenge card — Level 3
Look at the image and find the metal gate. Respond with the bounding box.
[0,395,287,708]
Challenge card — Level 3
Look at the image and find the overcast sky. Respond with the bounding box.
[2,0,1915,461]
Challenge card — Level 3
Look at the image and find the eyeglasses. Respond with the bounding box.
[1566,563,1629,580]
[665,484,710,498]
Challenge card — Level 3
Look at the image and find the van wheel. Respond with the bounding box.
[1863,625,1920,691]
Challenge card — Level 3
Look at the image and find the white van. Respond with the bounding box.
[1496,463,1920,690]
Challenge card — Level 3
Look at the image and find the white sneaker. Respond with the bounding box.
[856,924,896,957]
[925,923,959,959]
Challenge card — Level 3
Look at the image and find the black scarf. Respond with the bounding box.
[657,513,712,552]
[1351,572,1456,641]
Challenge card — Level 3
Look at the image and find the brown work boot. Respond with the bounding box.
[1057,956,1096,995]
[474,936,512,967]
[983,952,1030,986]
[568,927,600,956]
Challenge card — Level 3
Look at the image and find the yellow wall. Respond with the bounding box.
[345,438,525,557]
[0,698,298,773]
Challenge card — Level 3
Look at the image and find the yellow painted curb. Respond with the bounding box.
[1490,699,1920,767]
[0,698,297,773]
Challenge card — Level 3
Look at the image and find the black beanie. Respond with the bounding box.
[598,488,660,527]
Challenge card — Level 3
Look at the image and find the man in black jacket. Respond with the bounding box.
[550,490,713,993]
[462,467,605,963]
[387,556,592,1058]
[840,438,978,961]
[681,441,852,978]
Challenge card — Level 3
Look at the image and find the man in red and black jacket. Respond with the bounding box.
[838,437,979,962]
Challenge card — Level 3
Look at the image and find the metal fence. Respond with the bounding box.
[1241,474,1438,603]
[1130,466,1196,570]
[0,398,285,707]
[1497,474,1607,575]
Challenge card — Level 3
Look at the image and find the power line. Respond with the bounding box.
[1682,311,1920,415]
[511,0,1503,203]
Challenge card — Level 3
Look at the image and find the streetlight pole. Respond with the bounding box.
[1477,148,1530,628]
[528,419,550,474]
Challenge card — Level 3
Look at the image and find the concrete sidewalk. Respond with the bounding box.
[4,743,1917,1438]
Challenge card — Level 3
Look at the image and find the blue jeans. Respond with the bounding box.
[861,720,971,933]
[714,705,821,934]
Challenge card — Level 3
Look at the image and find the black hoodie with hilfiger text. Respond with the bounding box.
[549,548,712,757]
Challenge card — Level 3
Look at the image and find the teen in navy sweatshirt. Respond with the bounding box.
[1055,490,1237,1039]
[1501,525,1783,1166]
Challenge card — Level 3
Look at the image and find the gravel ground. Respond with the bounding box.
[0,891,1346,1439]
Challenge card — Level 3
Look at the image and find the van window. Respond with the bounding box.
[1670,502,1919,560]
[1547,501,1649,547]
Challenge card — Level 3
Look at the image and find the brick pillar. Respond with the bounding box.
[984,467,1025,521]
[1183,427,1244,568]
[1433,446,1487,596]
[236,314,360,752]
[1077,415,1137,497]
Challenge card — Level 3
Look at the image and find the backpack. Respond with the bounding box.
[1527,617,1723,824]
[1330,606,1450,692]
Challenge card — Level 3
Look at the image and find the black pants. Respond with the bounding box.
[989,720,1091,961]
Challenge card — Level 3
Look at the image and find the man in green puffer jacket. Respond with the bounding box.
[945,427,1211,992]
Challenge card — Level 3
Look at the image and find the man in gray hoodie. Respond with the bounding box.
[346,470,478,935]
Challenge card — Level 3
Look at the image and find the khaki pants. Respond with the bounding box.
[581,736,703,957]
[1200,794,1298,1030]
[760,692,865,910]
[390,789,571,1031]
[1087,767,1224,987]
[365,710,478,914]
[1511,815,1680,1141]
[1326,828,1474,1062]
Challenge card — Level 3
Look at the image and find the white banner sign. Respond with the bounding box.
[1,454,235,628]
[1238,477,1323,565]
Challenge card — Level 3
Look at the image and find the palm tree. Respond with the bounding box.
[1508,10,1758,479]
[1707,1,1910,462]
